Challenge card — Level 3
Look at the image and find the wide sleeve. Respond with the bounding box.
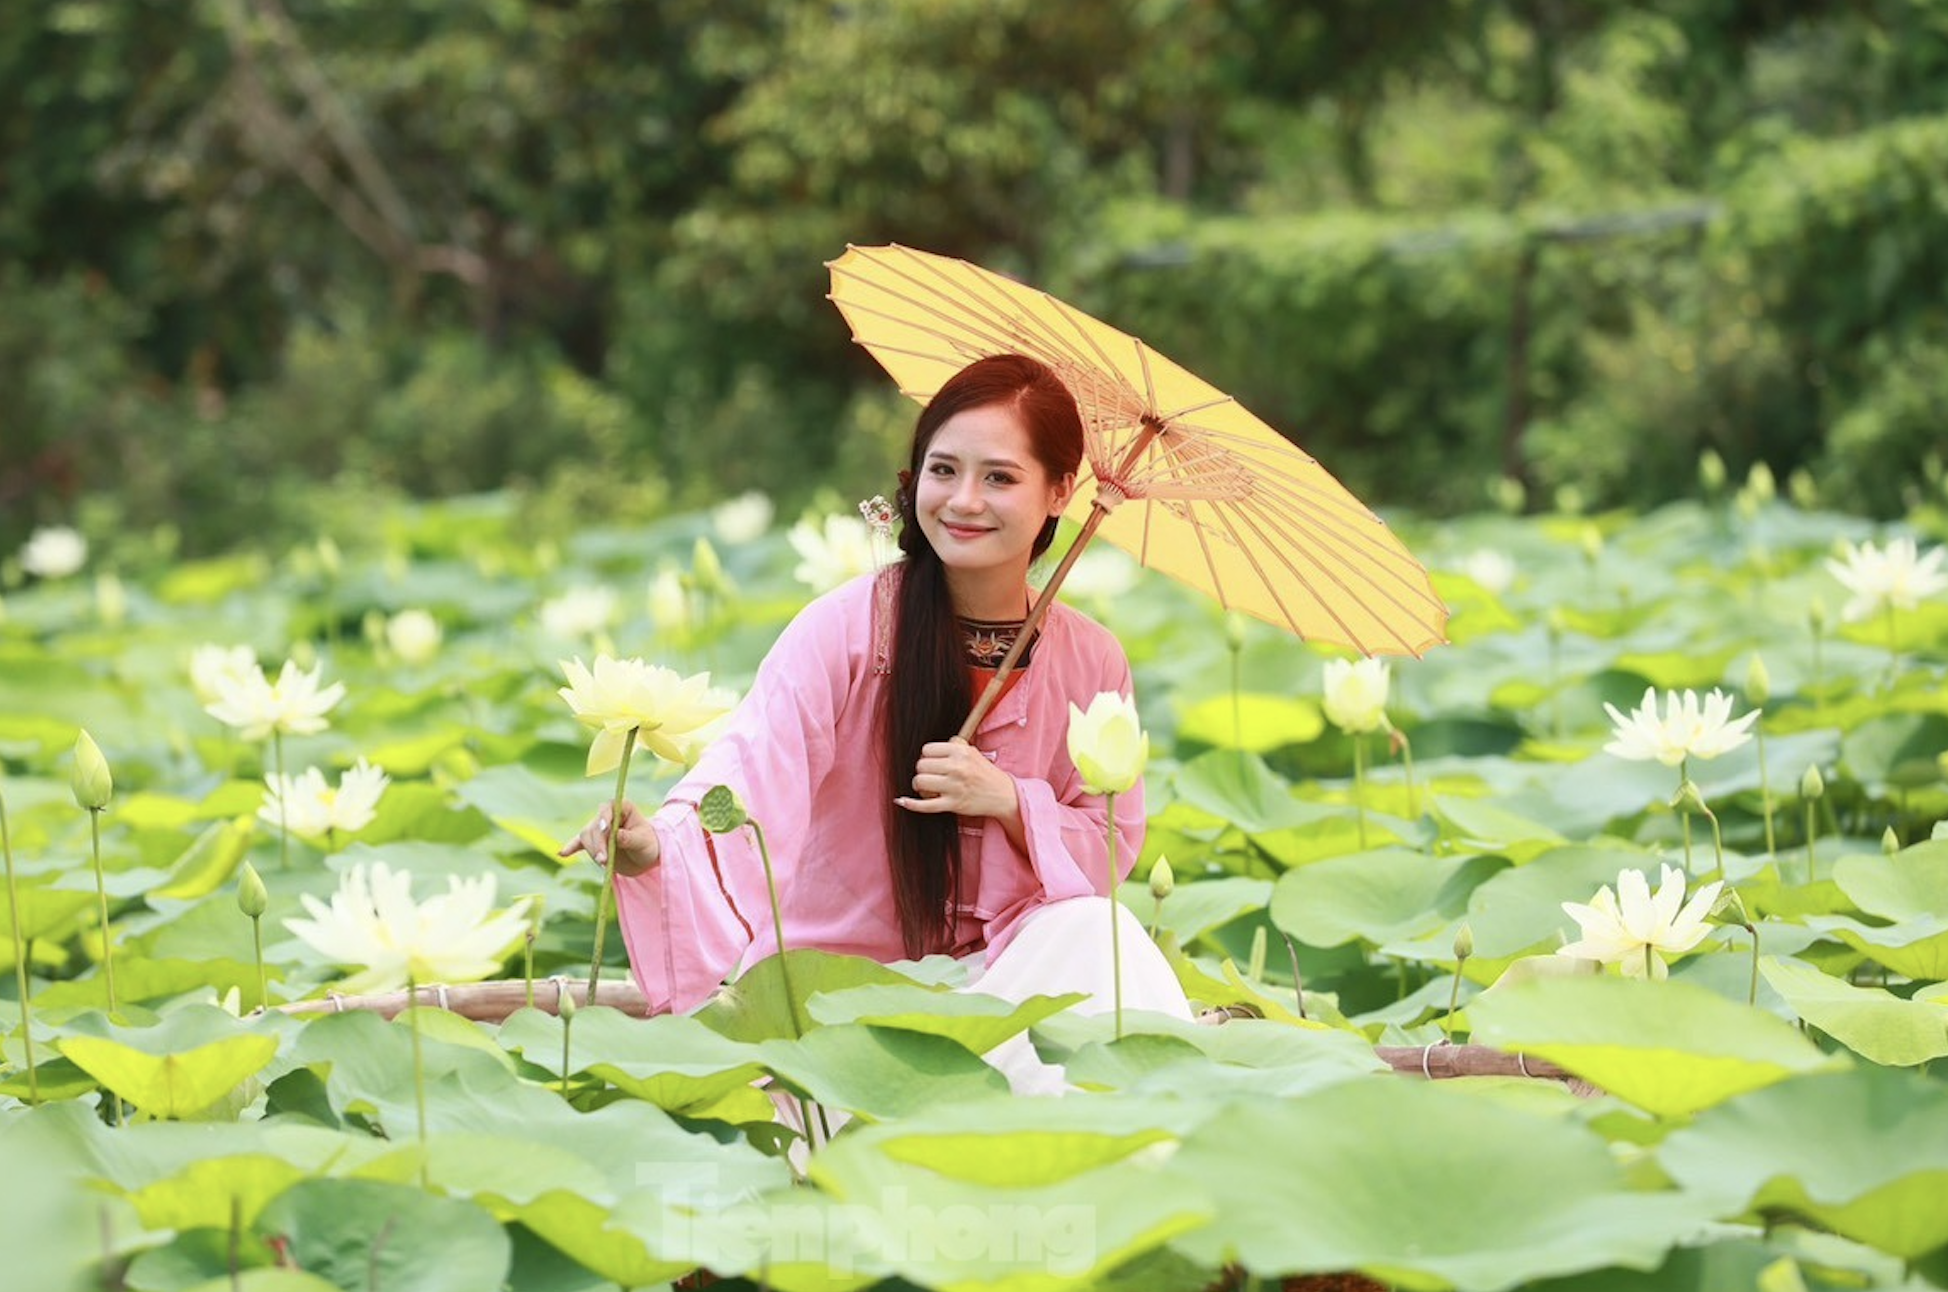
[984,623,1145,932]
[611,584,865,1014]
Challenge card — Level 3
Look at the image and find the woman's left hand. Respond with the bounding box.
[897,737,1019,820]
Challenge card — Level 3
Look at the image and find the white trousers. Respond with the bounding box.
[961,896,1193,1095]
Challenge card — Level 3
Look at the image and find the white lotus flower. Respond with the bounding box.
[712,490,775,544]
[539,585,618,639]
[20,526,86,579]
[260,759,390,839]
[1825,537,1948,623]
[1459,549,1516,596]
[648,568,691,633]
[204,659,346,740]
[1055,545,1138,601]
[1602,687,1758,767]
[1322,658,1391,735]
[558,655,737,776]
[787,513,880,592]
[284,861,533,993]
[1066,691,1148,796]
[385,609,442,665]
[189,644,261,706]
[1557,863,1723,980]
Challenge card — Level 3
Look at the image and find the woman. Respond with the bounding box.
[560,354,1189,1068]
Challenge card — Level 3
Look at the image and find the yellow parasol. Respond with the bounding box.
[827,243,1449,738]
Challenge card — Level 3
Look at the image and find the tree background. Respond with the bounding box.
[4,0,1945,558]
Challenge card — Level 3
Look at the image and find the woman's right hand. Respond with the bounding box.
[558,799,662,876]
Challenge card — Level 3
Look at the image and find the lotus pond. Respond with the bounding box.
[3,491,1947,1292]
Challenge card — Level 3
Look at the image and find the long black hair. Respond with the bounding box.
[880,354,1085,957]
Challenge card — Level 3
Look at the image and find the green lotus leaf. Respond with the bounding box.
[1175,692,1324,753]
[57,1005,282,1118]
[1807,913,1948,980]
[843,1095,1194,1188]
[1460,845,1664,959]
[1168,1079,1699,1288]
[0,881,95,941]
[1658,1066,1948,1258]
[758,1024,1010,1119]
[1758,956,1948,1066]
[1430,794,1567,855]
[33,955,268,1011]
[807,985,1084,1056]
[1271,847,1497,949]
[1115,875,1272,944]
[694,949,914,1042]
[500,1005,771,1116]
[184,1272,347,1292]
[1831,844,1948,922]
[146,816,256,900]
[781,1127,1211,1292]
[255,1178,511,1292]
[1841,713,1948,790]
[1465,976,1845,1117]
[1169,749,1320,835]
[449,763,608,856]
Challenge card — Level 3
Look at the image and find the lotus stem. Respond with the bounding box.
[250,914,267,1012]
[1746,922,1760,1007]
[1279,931,1308,1020]
[585,726,637,1007]
[1107,791,1124,1039]
[749,820,804,1038]
[407,976,429,1188]
[1756,722,1775,857]
[1,787,37,1103]
[272,731,289,873]
[1352,734,1368,849]
[87,808,116,1017]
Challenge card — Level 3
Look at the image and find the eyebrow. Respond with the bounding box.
[925,449,1027,470]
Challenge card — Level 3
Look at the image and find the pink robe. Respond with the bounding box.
[614,570,1145,1014]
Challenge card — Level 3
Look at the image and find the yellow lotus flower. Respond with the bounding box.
[1602,687,1757,767]
[384,609,442,665]
[1065,691,1148,796]
[1321,657,1391,735]
[786,513,881,592]
[204,659,346,740]
[284,861,533,994]
[557,655,736,776]
[1556,863,1722,980]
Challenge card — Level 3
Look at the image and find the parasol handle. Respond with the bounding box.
[956,501,1114,741]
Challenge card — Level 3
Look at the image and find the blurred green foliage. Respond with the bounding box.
[2,0,1945,556]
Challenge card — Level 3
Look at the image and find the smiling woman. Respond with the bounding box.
[560,354,1190,1086]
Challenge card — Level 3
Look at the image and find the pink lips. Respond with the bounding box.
[941,523,992,540]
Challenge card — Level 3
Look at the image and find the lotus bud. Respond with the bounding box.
[1882,826,1900,856]
[1065,692,1148,795]
[699,784,749,834]
[236,861,269,919]
[1697,449,1726,496]
[1746,462,1776,504]
[94,572,127,628]
[1800,765,1824,801]
[1670,779,1709,816]
[557,980,577,1021]
[70,729,113,811]
[1709,886,1752,930]
[1489,476,1526,515]
[1745,653,1771,707]
[1788,468,1819,510]
[1555,484,1586,517]
[1578,524,1603,562]
[1453,923,1474,961]
[1545,607,1567,641]
[1148,856,1174,902]
[1224,612,1247,653]
[316,536,342,578]
[692,537,727,598]
[1807,598,1829,635]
